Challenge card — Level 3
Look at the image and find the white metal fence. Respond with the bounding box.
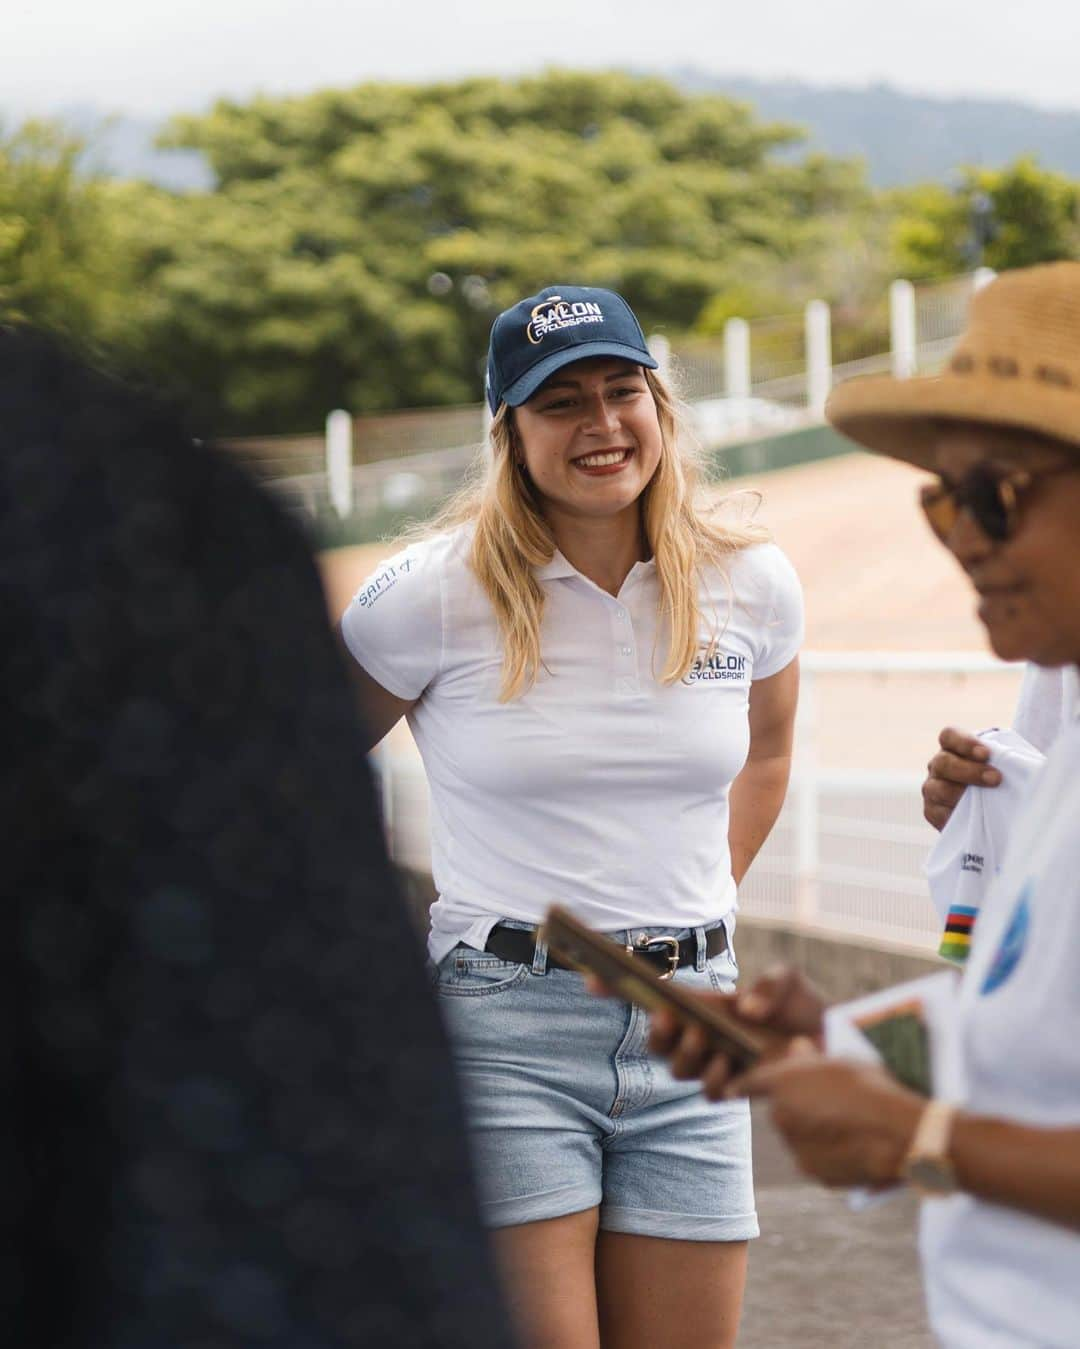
[257,269,991,524]
[370,652,1023,954]
[741,651,1021,950]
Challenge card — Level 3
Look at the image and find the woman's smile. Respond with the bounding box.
[974,582,1025,624]
[570,447,635,475]
[512,356,663,526]
[935,426,1080,666]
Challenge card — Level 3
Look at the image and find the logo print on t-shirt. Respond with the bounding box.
[981,882,1032,995]
[681,645,749,686]
[355,556,413,608]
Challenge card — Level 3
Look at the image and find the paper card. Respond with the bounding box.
[824,969,961,1209]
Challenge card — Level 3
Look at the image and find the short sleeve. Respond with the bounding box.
[340,539,444,700]
[1012,663,1077,754]
[745,543,805,680]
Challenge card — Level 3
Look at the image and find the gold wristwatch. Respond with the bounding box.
[902,1099,958,1197]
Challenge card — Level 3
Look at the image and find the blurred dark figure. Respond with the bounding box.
[1,328,516,1348]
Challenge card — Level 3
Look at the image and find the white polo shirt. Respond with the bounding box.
[921,713,1080,1348]
[341,526,803,963]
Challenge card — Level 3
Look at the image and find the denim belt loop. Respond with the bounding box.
[694,926,708,972]
[531,930,550,976]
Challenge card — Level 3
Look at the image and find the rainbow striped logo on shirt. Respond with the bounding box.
[939,904,978,965]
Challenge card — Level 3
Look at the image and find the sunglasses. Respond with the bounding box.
[919,460,1078,543]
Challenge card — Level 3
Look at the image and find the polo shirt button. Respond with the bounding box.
[615,608,626,620]
[620,645,633,656]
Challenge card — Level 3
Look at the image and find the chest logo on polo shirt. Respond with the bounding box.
[980,881,1032,995]
[681,643,750,686]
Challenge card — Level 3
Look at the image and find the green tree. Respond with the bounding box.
[0,74,877,433]
[0,121,134,342]
[142,71,870,430]
[891,157,1080,279]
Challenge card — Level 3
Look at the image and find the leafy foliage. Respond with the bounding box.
[141,72,874,429]
[891,158,1080,279]
[0,122,133,344]
[6,74,1078,434]
[7,74,872,431]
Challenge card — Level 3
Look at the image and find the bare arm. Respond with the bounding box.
[949,1114,1080,1231]
[728,657,799,886]
[731,1053,1080,1231]
[649,965,1080,1231]
[334,625,418,751]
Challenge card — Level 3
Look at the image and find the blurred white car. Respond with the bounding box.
[689,397,803,445]
[381,471,428,509]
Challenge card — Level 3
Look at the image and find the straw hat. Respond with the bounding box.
[826,262,1080,470]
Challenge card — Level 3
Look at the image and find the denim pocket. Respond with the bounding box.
[435,945,530,998]
[705,940,739,994]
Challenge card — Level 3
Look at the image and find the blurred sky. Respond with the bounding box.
[7,0,1080,115]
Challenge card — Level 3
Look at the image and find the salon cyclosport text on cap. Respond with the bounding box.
[485,285,659,414]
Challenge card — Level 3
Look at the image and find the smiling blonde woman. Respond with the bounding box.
[339,285,804,1349]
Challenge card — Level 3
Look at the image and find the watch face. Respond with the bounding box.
[906,1157,956,1196]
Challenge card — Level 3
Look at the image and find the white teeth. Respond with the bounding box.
[575,449,630,468]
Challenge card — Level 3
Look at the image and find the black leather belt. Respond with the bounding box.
[485,923,727,978]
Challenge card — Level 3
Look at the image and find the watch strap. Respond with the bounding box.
[903,1099,959,1194]
[910,1099,957,1156]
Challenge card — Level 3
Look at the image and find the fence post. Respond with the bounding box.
[326,408,353,518]
[648,332,671,381]
[804,299,832,418]
[723,318,750,400]
[889,279,917,379]
[793,664,820,928]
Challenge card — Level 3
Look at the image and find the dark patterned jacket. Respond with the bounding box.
[2,331,516,1348]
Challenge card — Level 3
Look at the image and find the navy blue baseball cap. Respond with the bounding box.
[485,285,658,414]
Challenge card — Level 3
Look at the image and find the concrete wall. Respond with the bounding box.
[708,422,852,482]
[730,917,944,1004]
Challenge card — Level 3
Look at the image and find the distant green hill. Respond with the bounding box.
[672,71,1080,185]
[8,75,1080,191]
[1,103,213,191]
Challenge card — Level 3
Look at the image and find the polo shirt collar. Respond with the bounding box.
[626,557,656,579]
[533,550,578,581]
[533,550,657,585]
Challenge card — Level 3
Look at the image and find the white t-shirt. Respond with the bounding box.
[920,713,1080,1349]
[341,528,804,962]
[925,730,1046,965]
[923,664,1079,966]
[1012,663,1080,754]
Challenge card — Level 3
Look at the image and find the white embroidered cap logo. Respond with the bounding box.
[526,295,606,345]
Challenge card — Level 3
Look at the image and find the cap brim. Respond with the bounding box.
[826,371,1080,471]
[501,341,659,408]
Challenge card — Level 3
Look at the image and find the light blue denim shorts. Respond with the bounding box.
[434,920,758,1242]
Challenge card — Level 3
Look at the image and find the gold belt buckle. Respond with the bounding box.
[628,934,680,980]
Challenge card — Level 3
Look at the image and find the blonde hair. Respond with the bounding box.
[414,367,769,700]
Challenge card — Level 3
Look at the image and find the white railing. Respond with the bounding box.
[370,651,1023,955]
[746,651,1021,950]
[265,269,990,521]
